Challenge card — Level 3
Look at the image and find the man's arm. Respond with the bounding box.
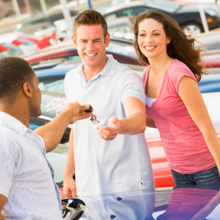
[98,97,146,141]
[63,128,77,198]
[0,194,6,220]
[34,103,92,153]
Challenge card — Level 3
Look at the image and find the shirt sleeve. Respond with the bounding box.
[170,66,198,94]
[0,137,18,198]
[120,68,146,105]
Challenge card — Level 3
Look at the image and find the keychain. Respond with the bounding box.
[76,101,100,129]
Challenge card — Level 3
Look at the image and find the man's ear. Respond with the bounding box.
[105,32,110,47]
[23,82,33,98]
[72,35,77,48]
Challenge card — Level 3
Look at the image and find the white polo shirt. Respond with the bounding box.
[65,55,154,196]
[0,111,62,220]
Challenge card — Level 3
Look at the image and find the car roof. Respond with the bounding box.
[33,59,81,78]
[103,0,181,15]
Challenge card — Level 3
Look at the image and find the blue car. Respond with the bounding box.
[33,59,220,95]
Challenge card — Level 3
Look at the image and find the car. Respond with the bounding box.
[14,9,77,33]
[101,0,220,35]
[194,30,220,51]
[33,59,144,95]
[10,37,39,56]
[24,38,139,65]
[30,91,220,199]
[16,22,57,38]
[32,59,220,95]
[107,16,136,40]
[0,32,57,51]
[64,186,220,219]
[0,42,23,57]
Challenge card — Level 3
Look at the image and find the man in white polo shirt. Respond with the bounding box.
[0,57,92,219]
[63,10,155,197]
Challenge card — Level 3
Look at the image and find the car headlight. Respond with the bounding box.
[49,38,55,44]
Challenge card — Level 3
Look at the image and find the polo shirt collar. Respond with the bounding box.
[76,55,115,78]
[0,111,28,136]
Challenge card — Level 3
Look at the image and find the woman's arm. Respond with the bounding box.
[146,114,157,128]
[178,76,220,174]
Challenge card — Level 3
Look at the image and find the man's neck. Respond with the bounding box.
[0,101,30,128]
[83,56,108,82]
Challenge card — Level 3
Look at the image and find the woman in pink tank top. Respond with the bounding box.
[133,9,220,187]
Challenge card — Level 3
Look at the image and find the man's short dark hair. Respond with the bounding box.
[0,57,35,100]
[73,10,108,39]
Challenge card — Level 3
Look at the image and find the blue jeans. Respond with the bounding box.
[171,166,220,187]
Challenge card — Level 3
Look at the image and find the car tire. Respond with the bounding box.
[181,23,203,35]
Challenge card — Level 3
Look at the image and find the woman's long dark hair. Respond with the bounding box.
[133,9,207,82]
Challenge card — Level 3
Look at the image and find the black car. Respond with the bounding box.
[102,0,220,35]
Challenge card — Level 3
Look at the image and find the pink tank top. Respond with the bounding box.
[143,59,215,174]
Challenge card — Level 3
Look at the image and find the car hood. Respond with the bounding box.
[77,187,220,219]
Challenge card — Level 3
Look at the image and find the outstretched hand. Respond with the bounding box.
[64,103,93,124]
[98,116,120,141]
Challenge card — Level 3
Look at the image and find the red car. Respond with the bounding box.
[0,32,57,51]
[0,44,8,51]
[24,38,139,65]
[24,38,220,68]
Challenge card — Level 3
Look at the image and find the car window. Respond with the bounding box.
[108,24,132,33]
[120,7,148,17]
[62,55,81,61]
[105,13,118,21]
[39,78,65,94]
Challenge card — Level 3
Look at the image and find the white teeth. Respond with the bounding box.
[86,53,96,57]
[145,47,154,50]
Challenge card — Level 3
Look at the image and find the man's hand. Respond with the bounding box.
[64,103,93,124]
[0,194,6,220]
[63,178,77,199]
[98,116,120,141]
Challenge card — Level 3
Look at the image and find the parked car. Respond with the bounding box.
[10,37,39,56]
[14,9,76,33]
[0,32,57,51]
[194,30,220,51]
[0,42,23,57]
[102,0,220,35]
[33,60,143,95]
[33,59,220,95]
[24,38,139,65]
[17,22,57,38]
[76,187,220,219]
